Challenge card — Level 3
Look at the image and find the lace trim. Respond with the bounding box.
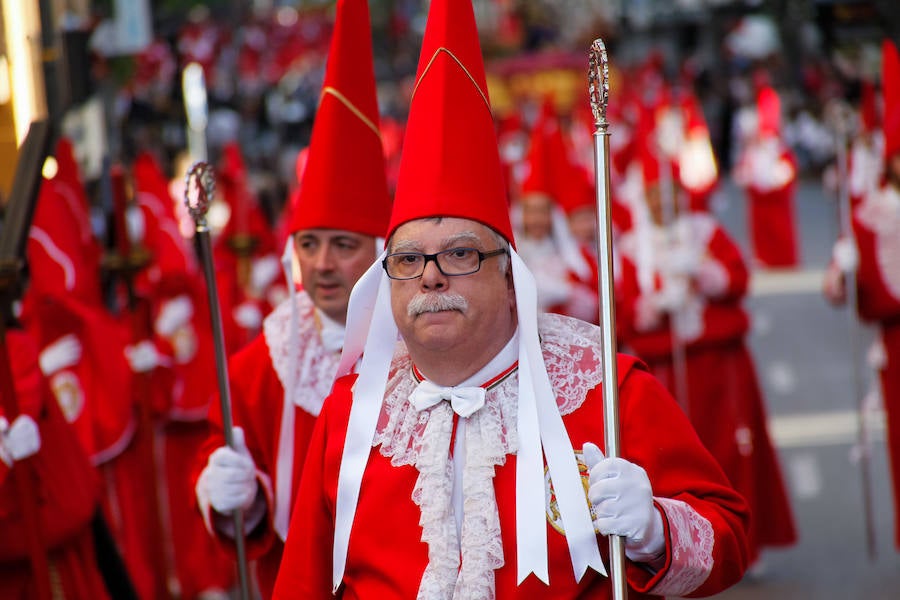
[374,313,604,598]
[649,497,714,597]
[263,292,338,417]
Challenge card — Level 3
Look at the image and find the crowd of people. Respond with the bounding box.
[2,0,899,599]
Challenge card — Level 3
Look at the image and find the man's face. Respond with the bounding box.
[519,192,553,240]
[294,229,378,323]
[388,218,515,362]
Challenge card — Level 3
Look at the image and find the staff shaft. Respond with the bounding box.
[194,225,253,599]
[590,38,627,600]
[832,112,877,559]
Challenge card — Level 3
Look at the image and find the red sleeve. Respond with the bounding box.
[853,217,900,322]
[702,226,749,301]
[616,362,750,596]
[194,334,279,560]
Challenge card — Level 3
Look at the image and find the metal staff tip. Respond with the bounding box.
[589,39,610,129]
[184,161,216,228]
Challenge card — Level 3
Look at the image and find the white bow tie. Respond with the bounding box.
[409,380,486,418]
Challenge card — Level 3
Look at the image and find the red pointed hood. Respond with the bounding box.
[389,0,513,243]
[757,86,781,137]
[882,39,900,158]
[288,0,391,237]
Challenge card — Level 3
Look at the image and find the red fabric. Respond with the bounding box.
[0,330,108,600]
[617,221,796,562]
[217,142,277,256]
[272,355,749,599]
[756,87,781,137]
[882,40,900,159]
[21,297,135,462]
[163,422,236,598]
[196,334,320,599]
[639,346,797,563]
[390,0,513,243]
[746,179,800,268]
[860,80,879,134]
[288,0,391,237]
[850,200,900,547]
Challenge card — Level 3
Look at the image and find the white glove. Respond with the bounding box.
[250,255,282,295]
[233,301,263,330]
[653,278,689,313]
[695,258,729,297]
[198,427,259,515]
[125,340,162,373]
[634,294,663,332]
[39,334,82,375]
[583,442,665,564]
[662,245,699,276]
[155,295,194,337]
[0,415,41,461]
[832,238,859,273]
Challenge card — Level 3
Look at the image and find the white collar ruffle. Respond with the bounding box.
[373,313,604,599]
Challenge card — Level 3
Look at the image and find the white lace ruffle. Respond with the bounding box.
[374,313,604,599]
[648,497,714,597]
[263,291,339,417]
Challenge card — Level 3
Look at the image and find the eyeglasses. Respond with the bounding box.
[382,247,508,280]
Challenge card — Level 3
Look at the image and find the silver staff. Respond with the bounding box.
[589,38,628,600]
[827,98,877,560]
[184,163,252,600]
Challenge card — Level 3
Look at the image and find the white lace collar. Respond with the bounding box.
[373,313,604,599]
[263,291,340,416]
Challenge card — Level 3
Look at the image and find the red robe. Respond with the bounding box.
[0,329,109,600]
[852,184,900,547]
[617,214,797,563]
[196,291,339,598]
[735,137,800,268]
[273,314,750,599]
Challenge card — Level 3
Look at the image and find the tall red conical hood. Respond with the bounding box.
[860,80,879,133]
[389,0,513,243]
[288,0,390,237]
[882,39,900,158]
[757,86,781,137]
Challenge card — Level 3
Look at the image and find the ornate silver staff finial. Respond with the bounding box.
[184,161,217,229]
[589,39,610,130]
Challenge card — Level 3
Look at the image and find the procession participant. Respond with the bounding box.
[21,152,169,597]
[127,151,236,599]
[213,141,285,354]
[273,1,750,598]
[193,1,391,596]
[824,39,900,549]
[617,144,797,567]
[0,326,110,600]
[733,84,801,268]
[512,98,598,323]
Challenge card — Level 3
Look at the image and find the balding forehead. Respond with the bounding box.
[389,217,496,252]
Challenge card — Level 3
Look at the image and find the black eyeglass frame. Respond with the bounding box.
[382,247,508,280]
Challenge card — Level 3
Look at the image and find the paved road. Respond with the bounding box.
[678,178,900,599]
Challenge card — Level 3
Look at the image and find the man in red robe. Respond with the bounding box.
[616,146,797,566]
[1,324,109,599]
[733,85,800,268]
[273,2,750,598]
[193,1,392,596]
[823,39,900,550]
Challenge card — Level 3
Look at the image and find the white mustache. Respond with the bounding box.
[407,293,468,317]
